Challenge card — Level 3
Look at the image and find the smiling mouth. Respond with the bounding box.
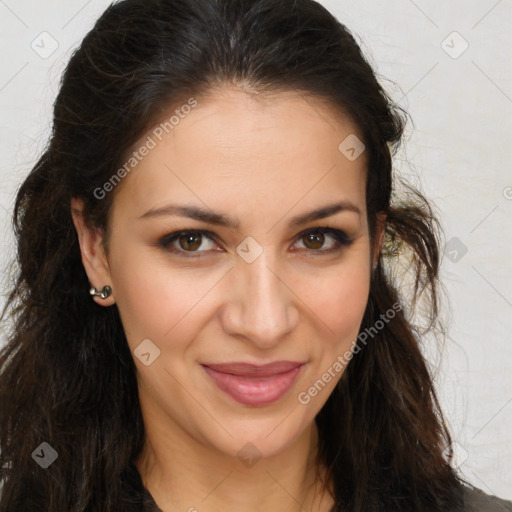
[201,361,305,406]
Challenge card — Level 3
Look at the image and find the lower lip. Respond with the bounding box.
[202,365,303,407]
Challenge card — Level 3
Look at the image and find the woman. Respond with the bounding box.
[0,0,510,510]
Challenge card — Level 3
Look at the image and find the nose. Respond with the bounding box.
[220,248,299,350]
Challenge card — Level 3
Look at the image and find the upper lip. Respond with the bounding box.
[202,361,304,377]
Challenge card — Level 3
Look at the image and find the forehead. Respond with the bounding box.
[112,87,368,224]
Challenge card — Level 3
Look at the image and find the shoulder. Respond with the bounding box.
[463,485,512,512]
[122,461,163,511]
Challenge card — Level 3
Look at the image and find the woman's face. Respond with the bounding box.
[78,87,382,460]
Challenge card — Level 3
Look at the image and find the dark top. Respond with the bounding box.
[124,461,512,511]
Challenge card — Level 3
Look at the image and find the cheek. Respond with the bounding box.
[299,256,371,370]
[292,259,370,408]
[331,268,370,338]
[108,243,221,350]
[298,257,370,335]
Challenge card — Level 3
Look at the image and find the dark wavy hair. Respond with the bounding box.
[0,0,467,510]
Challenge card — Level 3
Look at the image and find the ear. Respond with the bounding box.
[372,213,387,269]
[71,197,115,307]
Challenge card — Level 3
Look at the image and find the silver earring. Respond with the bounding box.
[89,285,112,299]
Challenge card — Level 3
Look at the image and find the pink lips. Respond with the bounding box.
[202,361,304,406]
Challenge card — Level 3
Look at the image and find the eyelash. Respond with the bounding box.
[157,227,353,258]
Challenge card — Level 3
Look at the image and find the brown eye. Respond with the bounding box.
[178,233,203,251]
[294,227,352,254]
[158,230,219,256]
[302,232,325,250]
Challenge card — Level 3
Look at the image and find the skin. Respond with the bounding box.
[72,86,386,512]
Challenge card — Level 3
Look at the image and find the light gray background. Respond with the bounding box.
[0,0,511,499]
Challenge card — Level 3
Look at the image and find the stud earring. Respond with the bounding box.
[89,285,112,299]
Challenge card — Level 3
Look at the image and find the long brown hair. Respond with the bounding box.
[0,0,465,510]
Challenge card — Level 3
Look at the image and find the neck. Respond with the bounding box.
[135,417,334,512]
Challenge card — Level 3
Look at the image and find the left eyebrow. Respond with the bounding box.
[287,200,361,226]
